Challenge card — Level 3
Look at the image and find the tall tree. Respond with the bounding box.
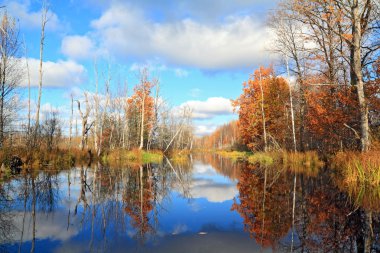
[290,0,380,151]
[233,66,291,151]
[0,12,21,147]
[33,1,48,146]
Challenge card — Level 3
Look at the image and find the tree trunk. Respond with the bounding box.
[259,70,268,152]
[34,4,47,146]
[286,58,297,152]
[351,0,370,152]
[139,91,145,150]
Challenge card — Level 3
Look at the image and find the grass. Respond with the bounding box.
[248,152,275,166]
[170,153,190,166]
[333,151,380,187]
[332,151,380,210]
[216,150,250,161]
[246,151,323,176]
[105,149,164,165]
[282,151,324,175]
[142,151,163,164]
[0,146,89,170]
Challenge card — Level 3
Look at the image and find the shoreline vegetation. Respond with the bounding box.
[0,1,378,192]
[199,148,380,191]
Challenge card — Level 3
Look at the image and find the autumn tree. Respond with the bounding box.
[232,66,291,151]
[127,70,154,150]
[288,0,380,151]
[196,121,242,150]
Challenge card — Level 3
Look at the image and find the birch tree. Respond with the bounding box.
[33,1,48,146]
[0,12,22,147]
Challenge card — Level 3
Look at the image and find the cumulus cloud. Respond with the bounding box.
[128,61,189,78]
[179,97,233,120]
[5,1,61,30]
[61,35,97,60]
[84,0,280,22]
[2,211,80,244]
[190,178,237,203]
[194,124,218,136]
[68,2,277,70]
[20,58,87,87]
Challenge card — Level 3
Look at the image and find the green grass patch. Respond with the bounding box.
[142,151,163,164]
[216,150,249,161]
[105,149,163,165]
[248,152,275,166]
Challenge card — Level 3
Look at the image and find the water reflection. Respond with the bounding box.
[232,163,380,252]
[0,155,379,252]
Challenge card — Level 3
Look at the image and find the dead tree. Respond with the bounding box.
[76,93,93,151]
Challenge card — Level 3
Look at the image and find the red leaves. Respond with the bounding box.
[233,66,290,151]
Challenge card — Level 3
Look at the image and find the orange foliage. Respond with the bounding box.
[232,66,291,151]
[127,81,155,147]
[195,121,241,150]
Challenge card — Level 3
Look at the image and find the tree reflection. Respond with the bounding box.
[232,162,380,252]
[1,155,378,252]
[123,165,154,243]
[231,164,292,250]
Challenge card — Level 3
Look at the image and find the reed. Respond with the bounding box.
[333,151,380,187]
[217,150,249,161]
[105,149,164,165]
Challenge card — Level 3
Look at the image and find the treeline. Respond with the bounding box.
[199,0,380,153]
[71,68,194,156]
[0,8,194,161]
[195,121,244,150]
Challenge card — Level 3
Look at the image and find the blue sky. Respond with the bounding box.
[6,0,280,135]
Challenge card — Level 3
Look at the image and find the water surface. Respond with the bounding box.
[0,154,379,252]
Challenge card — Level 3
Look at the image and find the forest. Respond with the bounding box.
[0,0,378,168]
[0,1,379,253]
[198,0,380,155]
[0,5,194,167]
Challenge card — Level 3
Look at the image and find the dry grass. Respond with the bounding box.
[0,145,93,170]
[332,151,380,211]
[333,151,380,187]
[247,151,323,176]
[248,152,275,166]
[105,149,164,165]
[217,150,249,161]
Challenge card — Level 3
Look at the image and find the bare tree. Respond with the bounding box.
[0,11,22,147]
[69,94,73,149]
[93,61,99,155]
[269,5,310,151]
[77,93,93,151]
[288,0,380,151]
[22,36,31,134]
[42,111,61,152]
[138,69,149,150]
[33,1,48,146]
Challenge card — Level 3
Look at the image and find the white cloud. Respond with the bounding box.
[85,2,276,70]
[128,62,189,78]
[6,1,61,31]
[190,178,237,203]
[1,211,80,244]
[21,58,87,87]
[194,124,218,136]
[179,97,233,120]
[61,35,97,60]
